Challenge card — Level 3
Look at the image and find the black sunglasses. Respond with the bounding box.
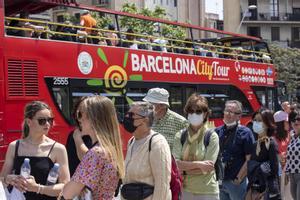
[292,117,300,123]
[186,108,203,115]
[77,111,82,119]
[36,117,54,126]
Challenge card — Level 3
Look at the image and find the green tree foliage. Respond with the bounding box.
[62,11,112,29]
[269,43,300,98]
[120,2,185,41]
[90,12,112,29]
[62,13,78,24]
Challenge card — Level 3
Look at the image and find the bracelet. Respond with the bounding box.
[57,190,63,200]
[40,185,44,195]
[4,175,10,185]
[37,184,41,194]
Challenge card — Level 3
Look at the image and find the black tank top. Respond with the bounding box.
[13,140,57,200]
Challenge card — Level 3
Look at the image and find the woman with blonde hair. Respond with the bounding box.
[60,95,124,200]
[0,101,70,199]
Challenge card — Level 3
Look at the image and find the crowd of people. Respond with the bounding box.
[5,10,272,63]
[0,87,299,200]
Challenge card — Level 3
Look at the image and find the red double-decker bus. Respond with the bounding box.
[0,0,284,168]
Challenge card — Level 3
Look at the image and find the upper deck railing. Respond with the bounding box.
[3,0,273,64]
[4,16,273,64]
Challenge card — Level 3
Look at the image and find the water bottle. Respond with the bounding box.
[20,158,31,178]
[46,163,60,185]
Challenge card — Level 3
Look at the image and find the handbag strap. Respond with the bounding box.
[11,140,20,174]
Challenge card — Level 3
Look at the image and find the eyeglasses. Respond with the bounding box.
[224,110,241,115]
[186,108,203,114]
[126,112,145,119]
[35,117,54,126]
[292,118,300,123]
[77,111,82,119]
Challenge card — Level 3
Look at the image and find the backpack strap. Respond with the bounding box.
[180,128,188,146]
[14,140,20,157]
[129,137,135,145]
[148,133,159,152]
[204,128,215,148]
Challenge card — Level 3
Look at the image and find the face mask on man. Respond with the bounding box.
[123,116,137,133]
[188,113,204,126]
[253,121,264,135]
[224,120,237,127]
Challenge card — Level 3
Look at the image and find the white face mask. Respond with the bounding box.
[224,120,237,127]
[188,113,204,126]
[253,121,264,135]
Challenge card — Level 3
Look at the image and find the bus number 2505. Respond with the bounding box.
[53,77,69,85]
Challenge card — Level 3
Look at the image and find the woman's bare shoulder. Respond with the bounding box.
[53,142,67,152]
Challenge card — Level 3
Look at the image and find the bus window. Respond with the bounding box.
[229,86,253,114]
[51,87,70,122]
[185,87,197,100]
[256,90,266,106]
[198,85,252,116]
[170,86,183,115]
[209,94,229,118]
[268,89,274,110]
[252,86,275,110]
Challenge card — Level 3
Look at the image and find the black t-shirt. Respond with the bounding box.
[250,138,279,177]
[66,130,93,176]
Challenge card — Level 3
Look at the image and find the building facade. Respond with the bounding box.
[224,0,300,48]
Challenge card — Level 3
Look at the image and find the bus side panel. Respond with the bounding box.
[0,0,4,167]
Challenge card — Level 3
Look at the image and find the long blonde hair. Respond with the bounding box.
[81,96,125,178]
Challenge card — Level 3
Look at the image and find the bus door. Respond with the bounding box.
[252,86,275,110]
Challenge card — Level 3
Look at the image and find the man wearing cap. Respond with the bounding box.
[80,10,96,34]
[143,88,188,150]
[215,100,254,200]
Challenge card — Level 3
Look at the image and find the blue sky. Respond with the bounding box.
[206,0,223,19]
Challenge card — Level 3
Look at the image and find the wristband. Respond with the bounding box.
[37,184,41,194]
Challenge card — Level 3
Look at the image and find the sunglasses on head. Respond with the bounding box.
[36,117,54,126]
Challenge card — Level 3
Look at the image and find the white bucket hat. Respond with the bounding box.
[143,88,169,106]
[273,110,288,122]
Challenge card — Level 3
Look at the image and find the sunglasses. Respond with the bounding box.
[186,108,203,114]
[77,111,82,119]
[292,118,300,122]
[126,112,145,119]
[35,117,54,126]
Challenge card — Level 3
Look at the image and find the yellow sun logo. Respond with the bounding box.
[86,48,143,104]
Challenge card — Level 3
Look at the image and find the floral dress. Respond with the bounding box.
[72,143,119,199]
